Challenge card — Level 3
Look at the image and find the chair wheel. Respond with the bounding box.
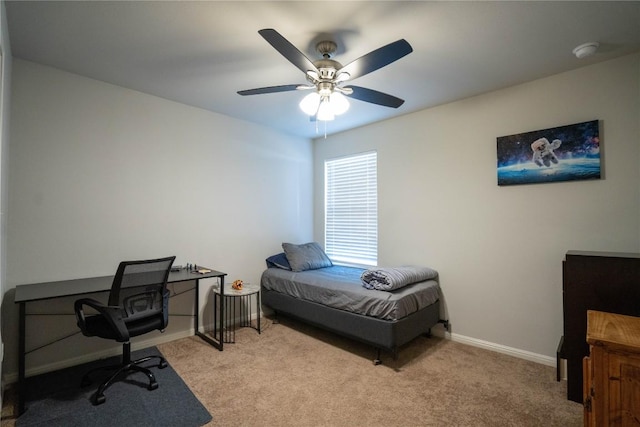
[92,393,106,405]
[159,360,168,369]
[148,381,158,391]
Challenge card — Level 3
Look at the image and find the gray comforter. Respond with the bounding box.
[361,266,438,291]
[261,265,440,321]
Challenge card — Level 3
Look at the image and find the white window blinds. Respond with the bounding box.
[324,151,378,266]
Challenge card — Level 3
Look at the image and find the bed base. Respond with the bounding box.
[262,288,444,364]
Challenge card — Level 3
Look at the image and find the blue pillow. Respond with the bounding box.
[282,242,333,272]
[266,252,291,270]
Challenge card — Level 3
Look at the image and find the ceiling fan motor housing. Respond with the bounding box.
[313,59,342,79]
[311,41,344,86]
[316,40,337,57]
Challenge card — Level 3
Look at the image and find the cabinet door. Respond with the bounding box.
[619,362,640,426]
[608,353,640,426]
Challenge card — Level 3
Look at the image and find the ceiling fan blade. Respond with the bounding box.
[237,84,300,96]
[258,29,319,75]
[346,85,405,108]
[338,39,413,81]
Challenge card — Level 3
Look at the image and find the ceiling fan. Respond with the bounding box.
[237,29,413,121]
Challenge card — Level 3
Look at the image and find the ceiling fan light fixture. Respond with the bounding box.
[317,97,335,121]
[300,90,349,120]
[299,92,321,115]
[330,92,350,115]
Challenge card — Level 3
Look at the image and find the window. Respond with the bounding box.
[324,151,377,266]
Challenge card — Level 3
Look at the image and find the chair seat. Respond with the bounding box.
[84,313,165,342]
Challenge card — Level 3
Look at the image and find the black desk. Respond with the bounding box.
[14,267,226,415]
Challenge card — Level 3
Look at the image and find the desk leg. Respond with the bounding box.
[194,277,224,351]
[17,302,26,416]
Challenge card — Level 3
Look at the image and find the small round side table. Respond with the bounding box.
[212,282,261,343]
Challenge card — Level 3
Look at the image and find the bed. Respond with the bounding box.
[260,242,447,364]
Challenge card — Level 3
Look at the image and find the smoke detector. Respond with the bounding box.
[573,42,599,59]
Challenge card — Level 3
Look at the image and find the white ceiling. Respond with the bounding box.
[6,1,640,139]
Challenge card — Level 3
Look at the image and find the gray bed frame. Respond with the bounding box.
[261,287,446,364]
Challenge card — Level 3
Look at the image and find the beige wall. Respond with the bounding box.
[313,53,640,363]
[1,0,13,399]
[3,59,313,379]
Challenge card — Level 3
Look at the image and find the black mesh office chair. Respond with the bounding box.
[74,256,176,405]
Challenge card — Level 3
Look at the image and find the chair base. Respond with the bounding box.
[81,343,168,405]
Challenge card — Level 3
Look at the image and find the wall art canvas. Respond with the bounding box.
[496,120,600,186]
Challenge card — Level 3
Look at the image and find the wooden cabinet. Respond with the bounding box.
[584,310,640,426]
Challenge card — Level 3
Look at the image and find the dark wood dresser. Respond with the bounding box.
[560,250,640,403]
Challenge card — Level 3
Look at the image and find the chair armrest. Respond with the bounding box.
[74,298,130,341]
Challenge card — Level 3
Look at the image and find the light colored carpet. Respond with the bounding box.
[157,317,582,427]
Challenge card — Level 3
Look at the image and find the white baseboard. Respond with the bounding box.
[432,328,556,367]
[7,315,557,384]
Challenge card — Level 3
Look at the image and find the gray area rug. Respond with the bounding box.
[16,347,211,427]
